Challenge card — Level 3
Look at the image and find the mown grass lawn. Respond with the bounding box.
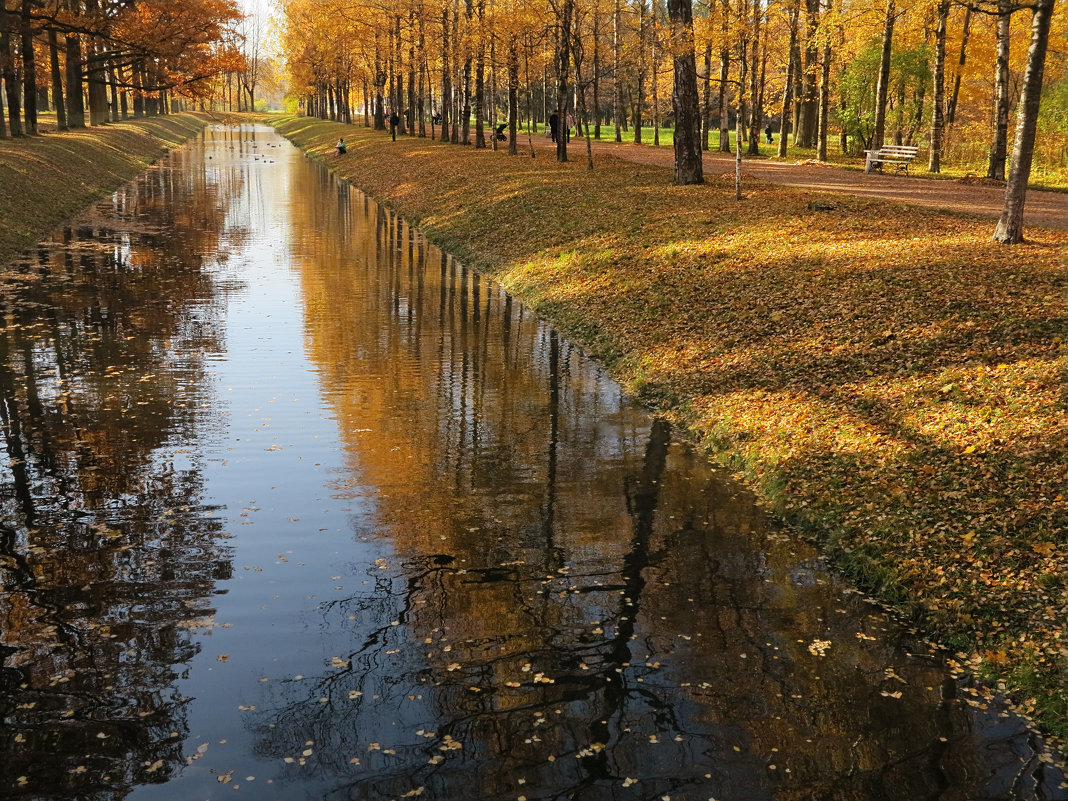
[272,114,1068,745]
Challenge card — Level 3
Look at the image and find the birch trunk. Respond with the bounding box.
[993,0,1054,244]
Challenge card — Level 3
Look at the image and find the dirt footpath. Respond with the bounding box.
[553,138,1068,231]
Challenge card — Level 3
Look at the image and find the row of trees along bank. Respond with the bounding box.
[0,0,266,135]
[280,0,1062,244]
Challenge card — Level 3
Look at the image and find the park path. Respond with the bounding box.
[553,138,1068,231]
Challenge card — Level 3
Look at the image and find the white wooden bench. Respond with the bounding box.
[864,144,919,175]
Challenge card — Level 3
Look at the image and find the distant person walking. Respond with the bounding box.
[548,112,559,143]
[765,125,773,145]
[389,110,400,141]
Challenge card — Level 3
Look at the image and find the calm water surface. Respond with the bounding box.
[0,124,1064,801]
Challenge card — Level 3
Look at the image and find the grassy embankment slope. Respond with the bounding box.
[0,113,211,267]
[273,115,1068,741]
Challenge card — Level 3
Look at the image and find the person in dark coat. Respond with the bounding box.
[389,110,400,141]
[548,112,559,143]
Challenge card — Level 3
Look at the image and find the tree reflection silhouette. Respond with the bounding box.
[0,132,240,800]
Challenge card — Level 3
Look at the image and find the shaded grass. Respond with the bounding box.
[0,113,212,267]
[272,114,1068,743]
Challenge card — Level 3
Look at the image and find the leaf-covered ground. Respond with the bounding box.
[0,113,210,267]
[274,115,1068,742]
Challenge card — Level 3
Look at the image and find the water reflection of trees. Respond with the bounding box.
[251,184,1064,801]
[0,131,243,800]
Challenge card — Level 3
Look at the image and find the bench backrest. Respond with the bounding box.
[874,145,919,156]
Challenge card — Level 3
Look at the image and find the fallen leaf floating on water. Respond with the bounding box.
[807,639,831,657]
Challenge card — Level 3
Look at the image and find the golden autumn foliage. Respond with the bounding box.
[277,0,1066,177]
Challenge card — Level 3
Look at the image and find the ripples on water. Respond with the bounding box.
[0,124,1064,801]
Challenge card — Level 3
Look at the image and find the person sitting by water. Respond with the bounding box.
[335,138,347,155]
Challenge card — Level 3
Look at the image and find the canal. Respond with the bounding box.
[0,124,1064,801]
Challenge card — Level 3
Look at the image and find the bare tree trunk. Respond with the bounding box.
[508,38,519,154]
[524,44,535,156]
[946,5,970,126]
[461,0,473,144]
[634,0,646,144]
[796,0,819,147]
[418,17,427,135]
[0,15,22,137]
[47,29,66,130]
[701,39,712,149]
[928,0,948,172]
[439,7,450,140]
[427,69,435,137]
[408,12,417,134]
[451,1,461,143]
[777,0,798,157]
[474,0,486,147]
[593,13,601,138]
[614,0,624,142]
[20,1,37,135]
[735,36,747,198]
[669,0,703,183]
[489,12,497,150]
[872,0,895,149]
[556,0,573,161]
[718,0,730,152]
[64,30,85,128]
[84,0,109,126]
[746,0,761,155]
[993,0,1054,244]
[817,37,830,160]
[573,43,595,169]
[987,0,1010,180]
[652,0,660,146]
[119,63,129,118]
[108,60,120,122]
